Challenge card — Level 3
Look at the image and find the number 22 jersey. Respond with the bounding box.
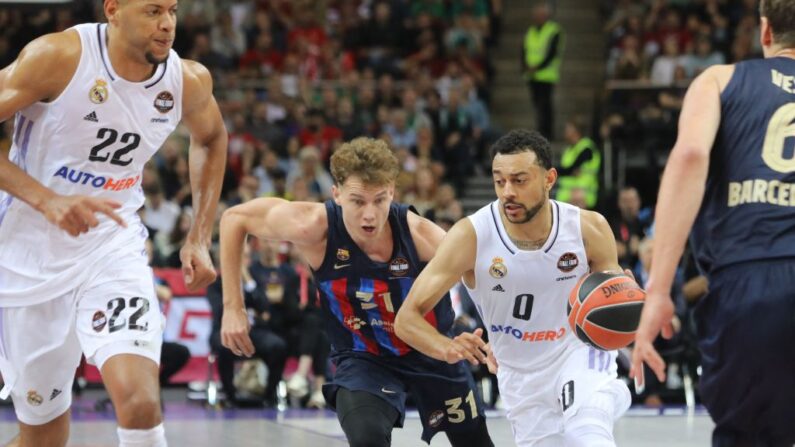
[0,23,183,305]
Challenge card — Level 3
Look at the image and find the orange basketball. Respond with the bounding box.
[566,271,646,351]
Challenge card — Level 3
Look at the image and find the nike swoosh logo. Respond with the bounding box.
[381,387,396,394]
[334,263,351,270]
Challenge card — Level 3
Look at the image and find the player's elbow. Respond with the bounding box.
[671,144,709,165]
[219,205,250,237]
[394,306,416,341]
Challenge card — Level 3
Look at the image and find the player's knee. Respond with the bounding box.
[114,388,162,428]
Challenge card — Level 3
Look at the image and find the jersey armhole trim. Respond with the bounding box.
[719,63,742,104]
[463,215,479,291]
[312,201,336,275]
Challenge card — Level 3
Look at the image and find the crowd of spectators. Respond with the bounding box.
[596,0,762,210]
[603,0,760,84]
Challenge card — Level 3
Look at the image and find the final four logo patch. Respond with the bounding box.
[557,252,579,272]
[154,91,174,113]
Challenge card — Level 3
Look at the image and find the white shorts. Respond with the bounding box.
[498,343,631,446]
[0,259,164,425]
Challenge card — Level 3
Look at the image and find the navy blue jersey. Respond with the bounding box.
[691,57,795,275]
[313,200,454,356]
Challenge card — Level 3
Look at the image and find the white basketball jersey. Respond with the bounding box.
[0,23,183,305]
[465,200,589,372]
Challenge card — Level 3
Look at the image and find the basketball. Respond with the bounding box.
[567,272,646,351]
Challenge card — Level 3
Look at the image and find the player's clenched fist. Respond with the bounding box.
[180,242,217,292]
[41,194,126,237]
[443,328,489,366]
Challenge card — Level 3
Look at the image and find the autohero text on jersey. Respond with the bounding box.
[53,165,140,192]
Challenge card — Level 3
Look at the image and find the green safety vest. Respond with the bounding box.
[524,21,563,83]
[556,137,601,208]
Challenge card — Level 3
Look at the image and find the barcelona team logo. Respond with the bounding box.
[489,256,507,279]
[89,78,108,104]
[336,248,350,261]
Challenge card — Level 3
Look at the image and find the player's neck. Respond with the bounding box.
[106,26,158,82]
[771,46,795,59]
[348,222,394,262]
[501,201,553,250]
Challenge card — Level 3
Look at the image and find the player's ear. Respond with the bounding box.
[104,0,121,24]
[545,167,558,192]
[760,16,774,49]
[332,184,342,205]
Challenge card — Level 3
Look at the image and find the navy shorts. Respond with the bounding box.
[322,351,486,443]
[695,260,795,447]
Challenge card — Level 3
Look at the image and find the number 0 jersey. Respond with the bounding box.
[464,200,588,371]
[691,57,795,276]
[0,23,183,305]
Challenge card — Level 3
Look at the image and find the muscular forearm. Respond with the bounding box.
[395,307,453,361]
[219,210,246,309]
[187,133,227,245]
[0,158,55,212]
[646,147,708,297]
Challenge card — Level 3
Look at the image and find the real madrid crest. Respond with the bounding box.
[489,256,507,279]
[89,78,109,104]
[27,390,43,406]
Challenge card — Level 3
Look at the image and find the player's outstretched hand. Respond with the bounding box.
[630,292,675,387]
[180,242,217,292]
[221,305,254,357]
[43,195,126,236]
[444,328,489,366]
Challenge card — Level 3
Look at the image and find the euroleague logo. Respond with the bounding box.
[154,91,174,113]
[557,252,579,272]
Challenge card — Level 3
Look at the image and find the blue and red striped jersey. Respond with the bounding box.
[313,200,454,356]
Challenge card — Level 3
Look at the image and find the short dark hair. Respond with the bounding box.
[490,129,552,169]
[761,0,795,48]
